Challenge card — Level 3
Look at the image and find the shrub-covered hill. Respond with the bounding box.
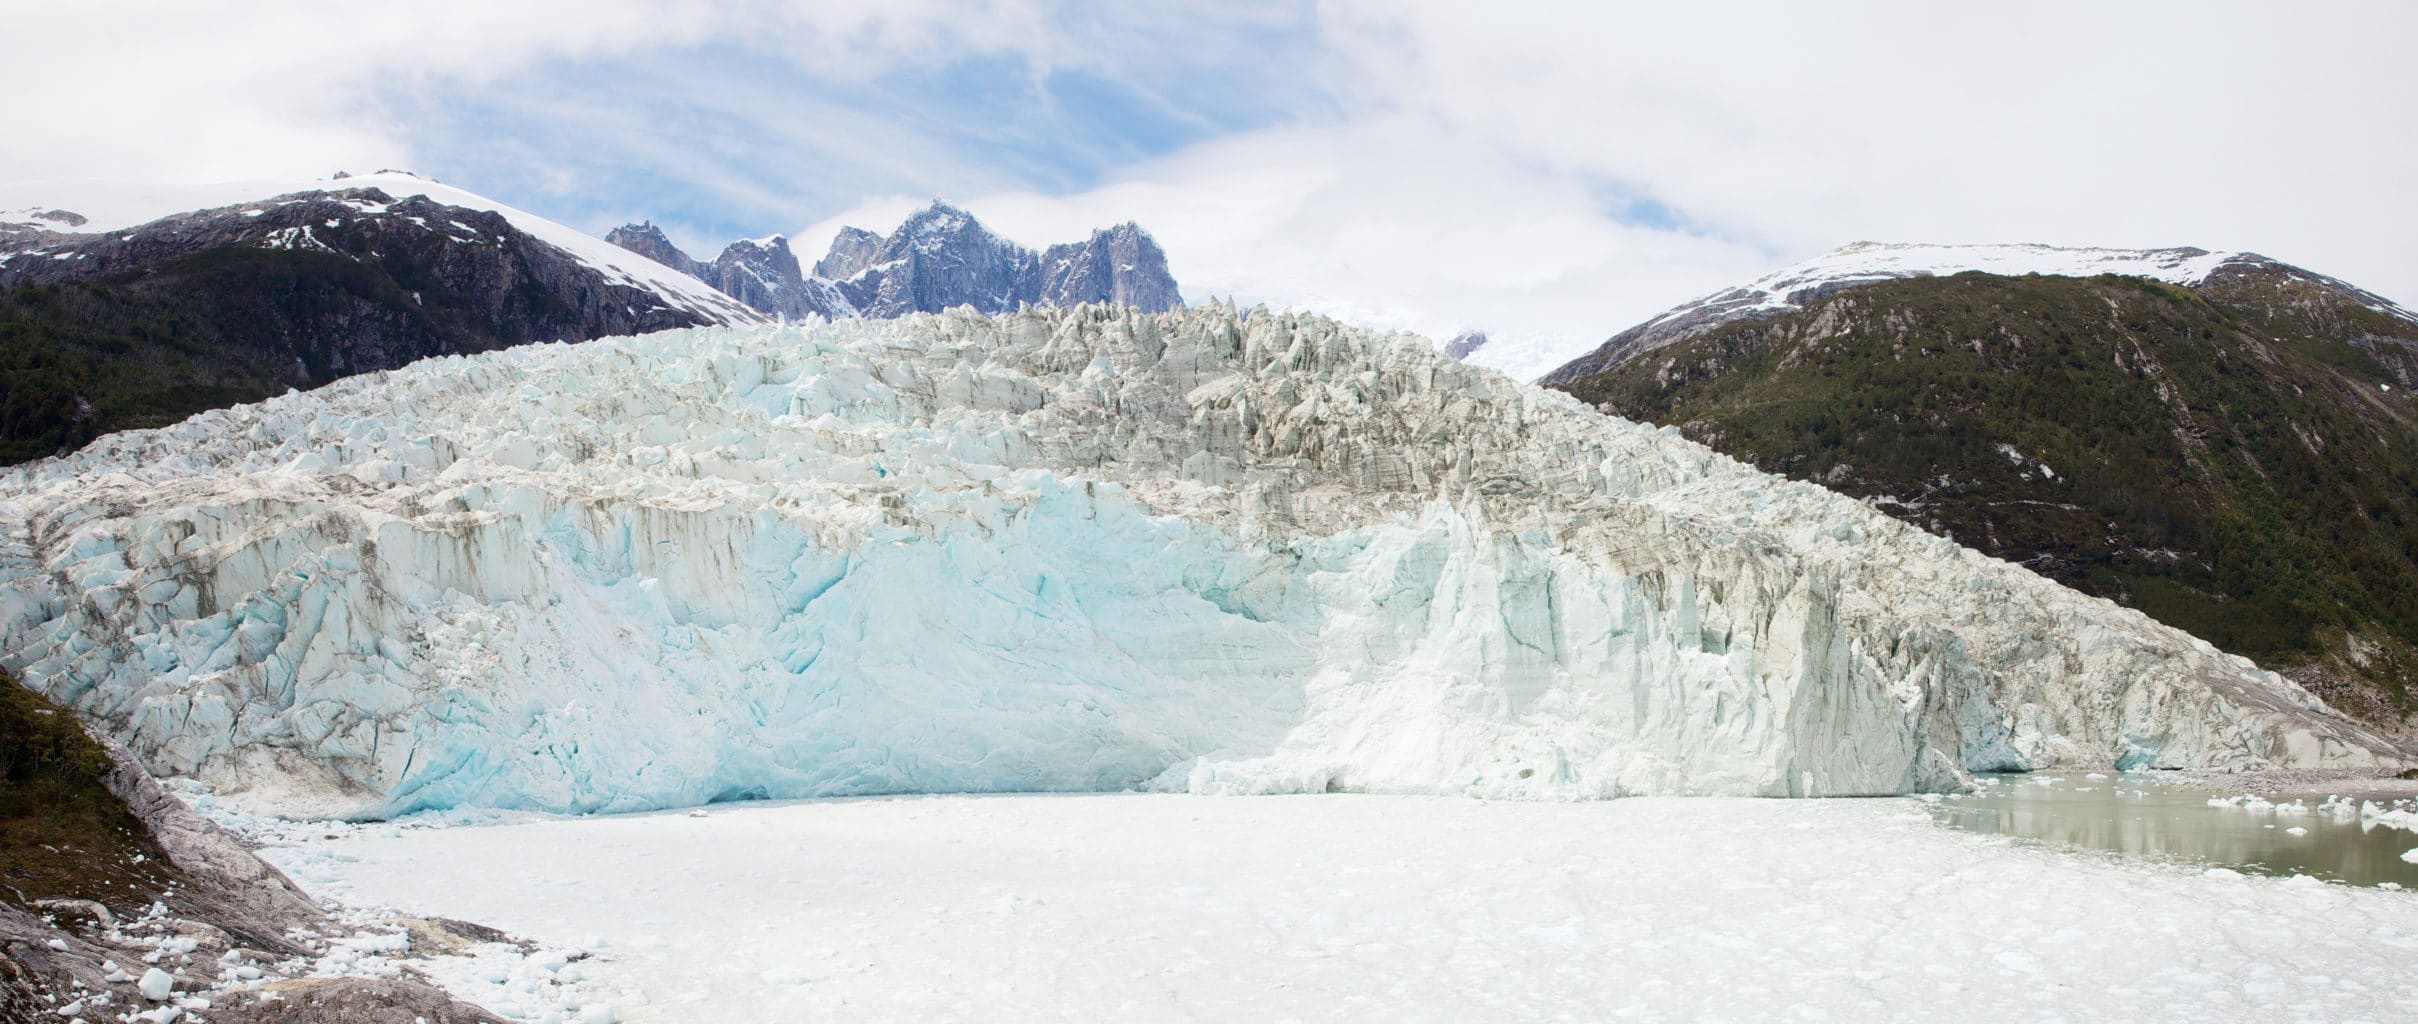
[1554,271,2418,727]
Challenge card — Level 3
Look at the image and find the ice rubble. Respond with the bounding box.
[0,305,2405,816]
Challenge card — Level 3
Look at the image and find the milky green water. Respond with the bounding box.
[1930,772,2418,888]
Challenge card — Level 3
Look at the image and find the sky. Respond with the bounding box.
[8,0,2416,378]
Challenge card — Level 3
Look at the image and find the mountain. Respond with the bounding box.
[611,201,1185,322]
[1544,243,2418,727]
[1,306,2400,819]
[0,172,761,465]
[812,225,884,280]
[1539,243,2302,386]
[602,223,860,321]
[1036,222,1183,312]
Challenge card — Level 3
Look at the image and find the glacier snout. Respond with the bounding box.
[0,305,2403,816]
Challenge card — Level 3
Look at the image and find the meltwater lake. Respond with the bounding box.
[1932,772,2418,887]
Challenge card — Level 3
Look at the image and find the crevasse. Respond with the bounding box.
[0,305,2404,817]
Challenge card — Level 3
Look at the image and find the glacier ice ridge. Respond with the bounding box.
[0,304,2406,817]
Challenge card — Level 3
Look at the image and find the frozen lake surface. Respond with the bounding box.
[1934,773,2418,887]
[256,793,2418,1023]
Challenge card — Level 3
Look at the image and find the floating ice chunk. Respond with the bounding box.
[137,968,173,1000]
[1159,756,1333,796]
[578,1004,617,1024]
[2202,867,2245,880]
[2284,827,2307,836]
[2403,848,2418,864]
[761,967,813,986]
[2085,773,2108,781]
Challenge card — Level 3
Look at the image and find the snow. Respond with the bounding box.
[1535,240,2417,383]
[1732,241,2246,304]
[0,171,762,325]
[1629,241,2258,342]
[253,792,2418,1023]
[1631,241,2247,338]
[1,306,2403,819]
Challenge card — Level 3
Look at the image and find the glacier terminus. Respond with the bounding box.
[0,305,2405,818]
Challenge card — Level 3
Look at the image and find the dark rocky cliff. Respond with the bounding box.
[0,189,731,464]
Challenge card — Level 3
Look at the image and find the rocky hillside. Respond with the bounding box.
[0,172,762,465]
[2,668,513,1020]
[1546,246,2418,728]
[608,201,1184,321]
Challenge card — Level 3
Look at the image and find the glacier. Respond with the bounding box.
[0,305,2405,817]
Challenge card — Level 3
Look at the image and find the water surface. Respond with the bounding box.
[1932,772,2418,887]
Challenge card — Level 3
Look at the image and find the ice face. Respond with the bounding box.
[0,305,2404,817]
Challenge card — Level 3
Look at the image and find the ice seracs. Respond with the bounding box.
[0,306,2405,817]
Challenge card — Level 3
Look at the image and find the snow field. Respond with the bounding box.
[254,793,2418,1024]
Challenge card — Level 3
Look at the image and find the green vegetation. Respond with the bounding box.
[0,222,629,466]
[1558,273,2418,724]
[0,247,431,464]
[0,669,176,908]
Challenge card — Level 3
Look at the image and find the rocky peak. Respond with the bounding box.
[1444,331,1490,360]
[703,234,855,321]
[604,221,707,279]
[614,200,1188,321]
[892,201,984,250]
[814,226,885,280]
[1037,221,1183,312]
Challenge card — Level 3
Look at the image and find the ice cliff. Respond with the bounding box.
[0,306,2405,817]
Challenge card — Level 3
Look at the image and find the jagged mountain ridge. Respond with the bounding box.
[1547,246,2418,728]
[0,172,766,465]
[607,201,1184,322]
[1,306,2402,820]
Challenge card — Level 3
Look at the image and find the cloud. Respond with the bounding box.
[785,1,2418,378]
[867,116,1775,379]
[11,1,2415,380]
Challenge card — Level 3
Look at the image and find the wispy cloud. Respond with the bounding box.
[11,1,2417,380]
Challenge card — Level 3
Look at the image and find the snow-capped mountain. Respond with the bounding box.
[811,225,885,280]
[1545,246,2418,731]
[610,201,1185,323]
[1035,222,1183,313]
[1,306,2399,819]
[602,223,858,321]
[835,202,1039,316]
[0,171,768,463]
[1540,241,2418,386]
[0,171,759,324]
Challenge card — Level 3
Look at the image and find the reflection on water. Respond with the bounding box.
[1930,772,2418,888]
